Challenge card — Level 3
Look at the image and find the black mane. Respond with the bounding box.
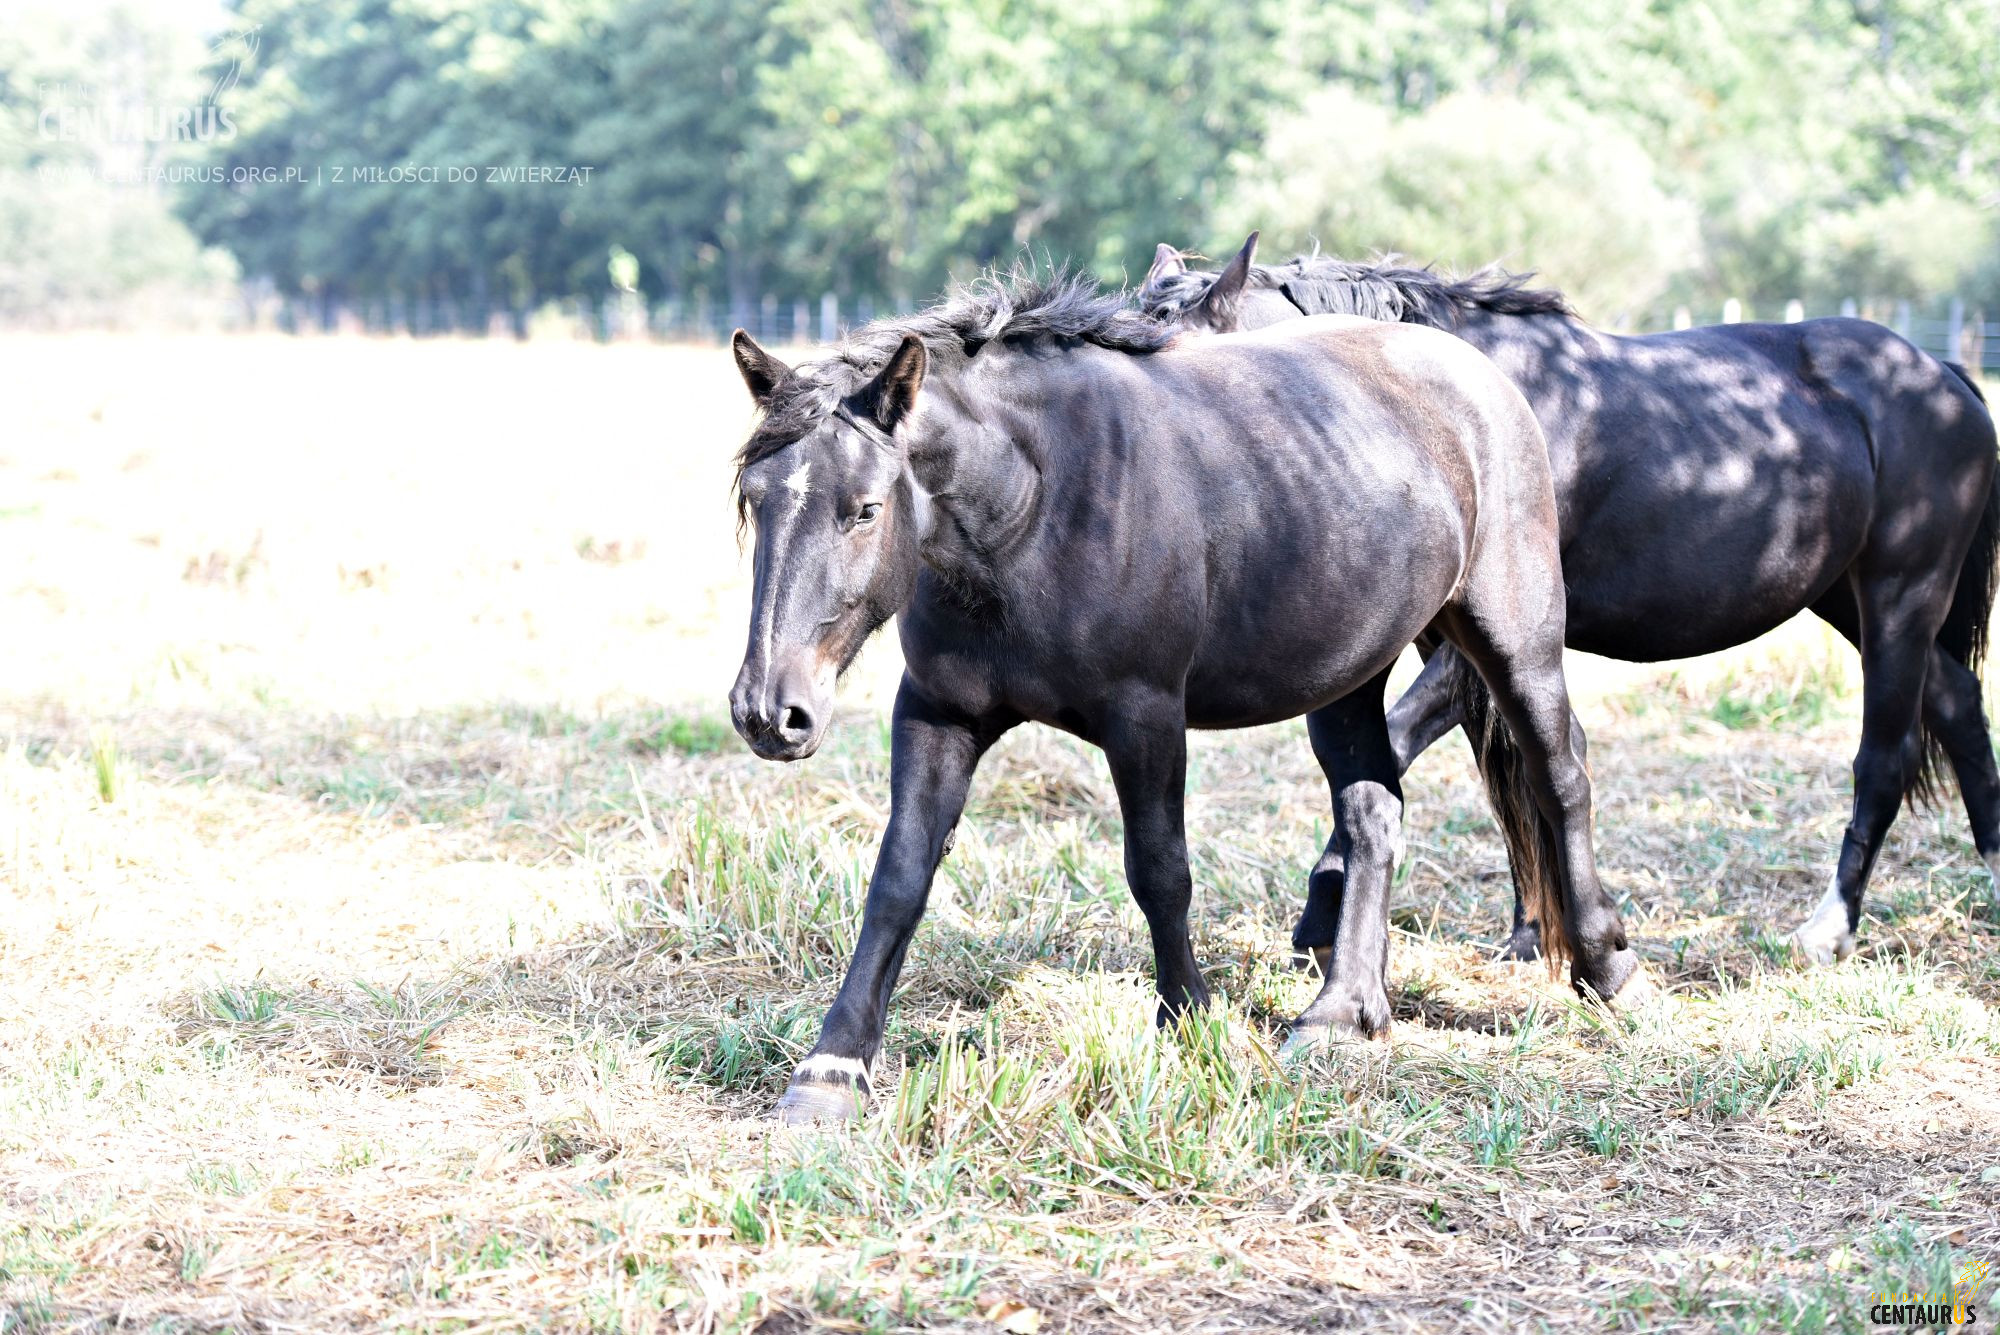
[1145,252,1574,329]
[737,269,1175,484]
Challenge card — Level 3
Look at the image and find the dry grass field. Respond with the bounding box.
[1,332,1996,1333]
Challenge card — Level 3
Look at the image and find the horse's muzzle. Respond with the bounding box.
[730,660,826,762]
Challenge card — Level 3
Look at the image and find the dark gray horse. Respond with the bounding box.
[1144,235,2000,969]
[725,272,1649,1122]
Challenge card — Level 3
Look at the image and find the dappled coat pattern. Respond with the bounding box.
[1142,237,2000,969]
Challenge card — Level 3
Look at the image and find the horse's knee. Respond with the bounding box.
[1851,739,1910,805]
[1341,789,1406,872]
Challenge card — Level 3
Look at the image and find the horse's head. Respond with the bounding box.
[726,330,929,761]
[1139,231,1260,333]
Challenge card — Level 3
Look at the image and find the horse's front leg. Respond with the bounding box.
[774,677,1008,1123]
[1102,698,1211,1022]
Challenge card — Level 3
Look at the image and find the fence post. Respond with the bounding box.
[1946,296,1965,362]
[1840,297,1857,319]
[1894,300,1912,339]
[820,292,838,342]
[793,299,810,343]
[1672,306,1691,330]
[1721,297,1742,323]
[1784,299,1804,323]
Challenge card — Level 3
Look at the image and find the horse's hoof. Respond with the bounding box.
[1787,931,1854,967]
[1573,948,1653,1007]
[1603,959,1663,1013]
[773,1055,870,1124]
[1785,924,1855,967]
[772,1081,863,1125]
[1289,945,1333,976]
[1279,1005,1385,1059]
[1497,924,1541,963]
[1786,882,1857,967]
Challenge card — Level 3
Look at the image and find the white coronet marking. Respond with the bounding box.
[784,458,812,516]
[1983,849,2000,893]
[1786,875,1856,966]
[794,1053,868,1086]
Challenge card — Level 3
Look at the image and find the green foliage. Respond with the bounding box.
[3,0,1996,319]
[627,712,734,757]
[1803,189,1998,306]
[0,5,238,320]
[1705,656,1849,732]
[165,0,1290,310]
[1219,88,1697,318]
[87,725,119,804]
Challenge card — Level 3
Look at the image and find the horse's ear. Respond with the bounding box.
[1196,230,1258,329]
[859,334,926,431]
[732,329,788,403]
[1145,242,1186,286]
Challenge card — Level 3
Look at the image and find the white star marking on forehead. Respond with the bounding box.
[784,458,812,516]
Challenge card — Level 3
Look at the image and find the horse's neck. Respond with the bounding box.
[906,359,1046,596]
[1449,308,1606,502]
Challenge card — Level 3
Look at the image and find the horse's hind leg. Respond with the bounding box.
[1812,585,2000,882]
[1345,639,1586,967]
[1924,650,2000,887]
[1438,609,1642,1003]
[1417,640,1591,966]
[1796,582,1992,960]
[1286,669,1403,1049]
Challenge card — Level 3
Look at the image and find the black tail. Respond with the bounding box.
[1912,362,1999,806]
[1453,661,1571,974]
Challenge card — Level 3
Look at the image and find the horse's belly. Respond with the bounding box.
[1182,554,1463,728]
[1559,465,1872,661]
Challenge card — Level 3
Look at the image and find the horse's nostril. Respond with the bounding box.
[779,704,814,738]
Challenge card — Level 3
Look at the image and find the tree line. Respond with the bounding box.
[3,0,1996,327]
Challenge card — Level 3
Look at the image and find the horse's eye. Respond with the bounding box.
[851,502,883,530]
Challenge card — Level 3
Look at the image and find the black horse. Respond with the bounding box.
[726,273,1649,1122]
[1143,235,2000,968]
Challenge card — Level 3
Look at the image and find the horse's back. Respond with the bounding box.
[1191,314,1547,476]
[1145,318,1559,724]
[1476,314,1993,657]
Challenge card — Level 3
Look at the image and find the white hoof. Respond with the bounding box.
[1786,877,1856,966]
[773,1054,870,1124]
